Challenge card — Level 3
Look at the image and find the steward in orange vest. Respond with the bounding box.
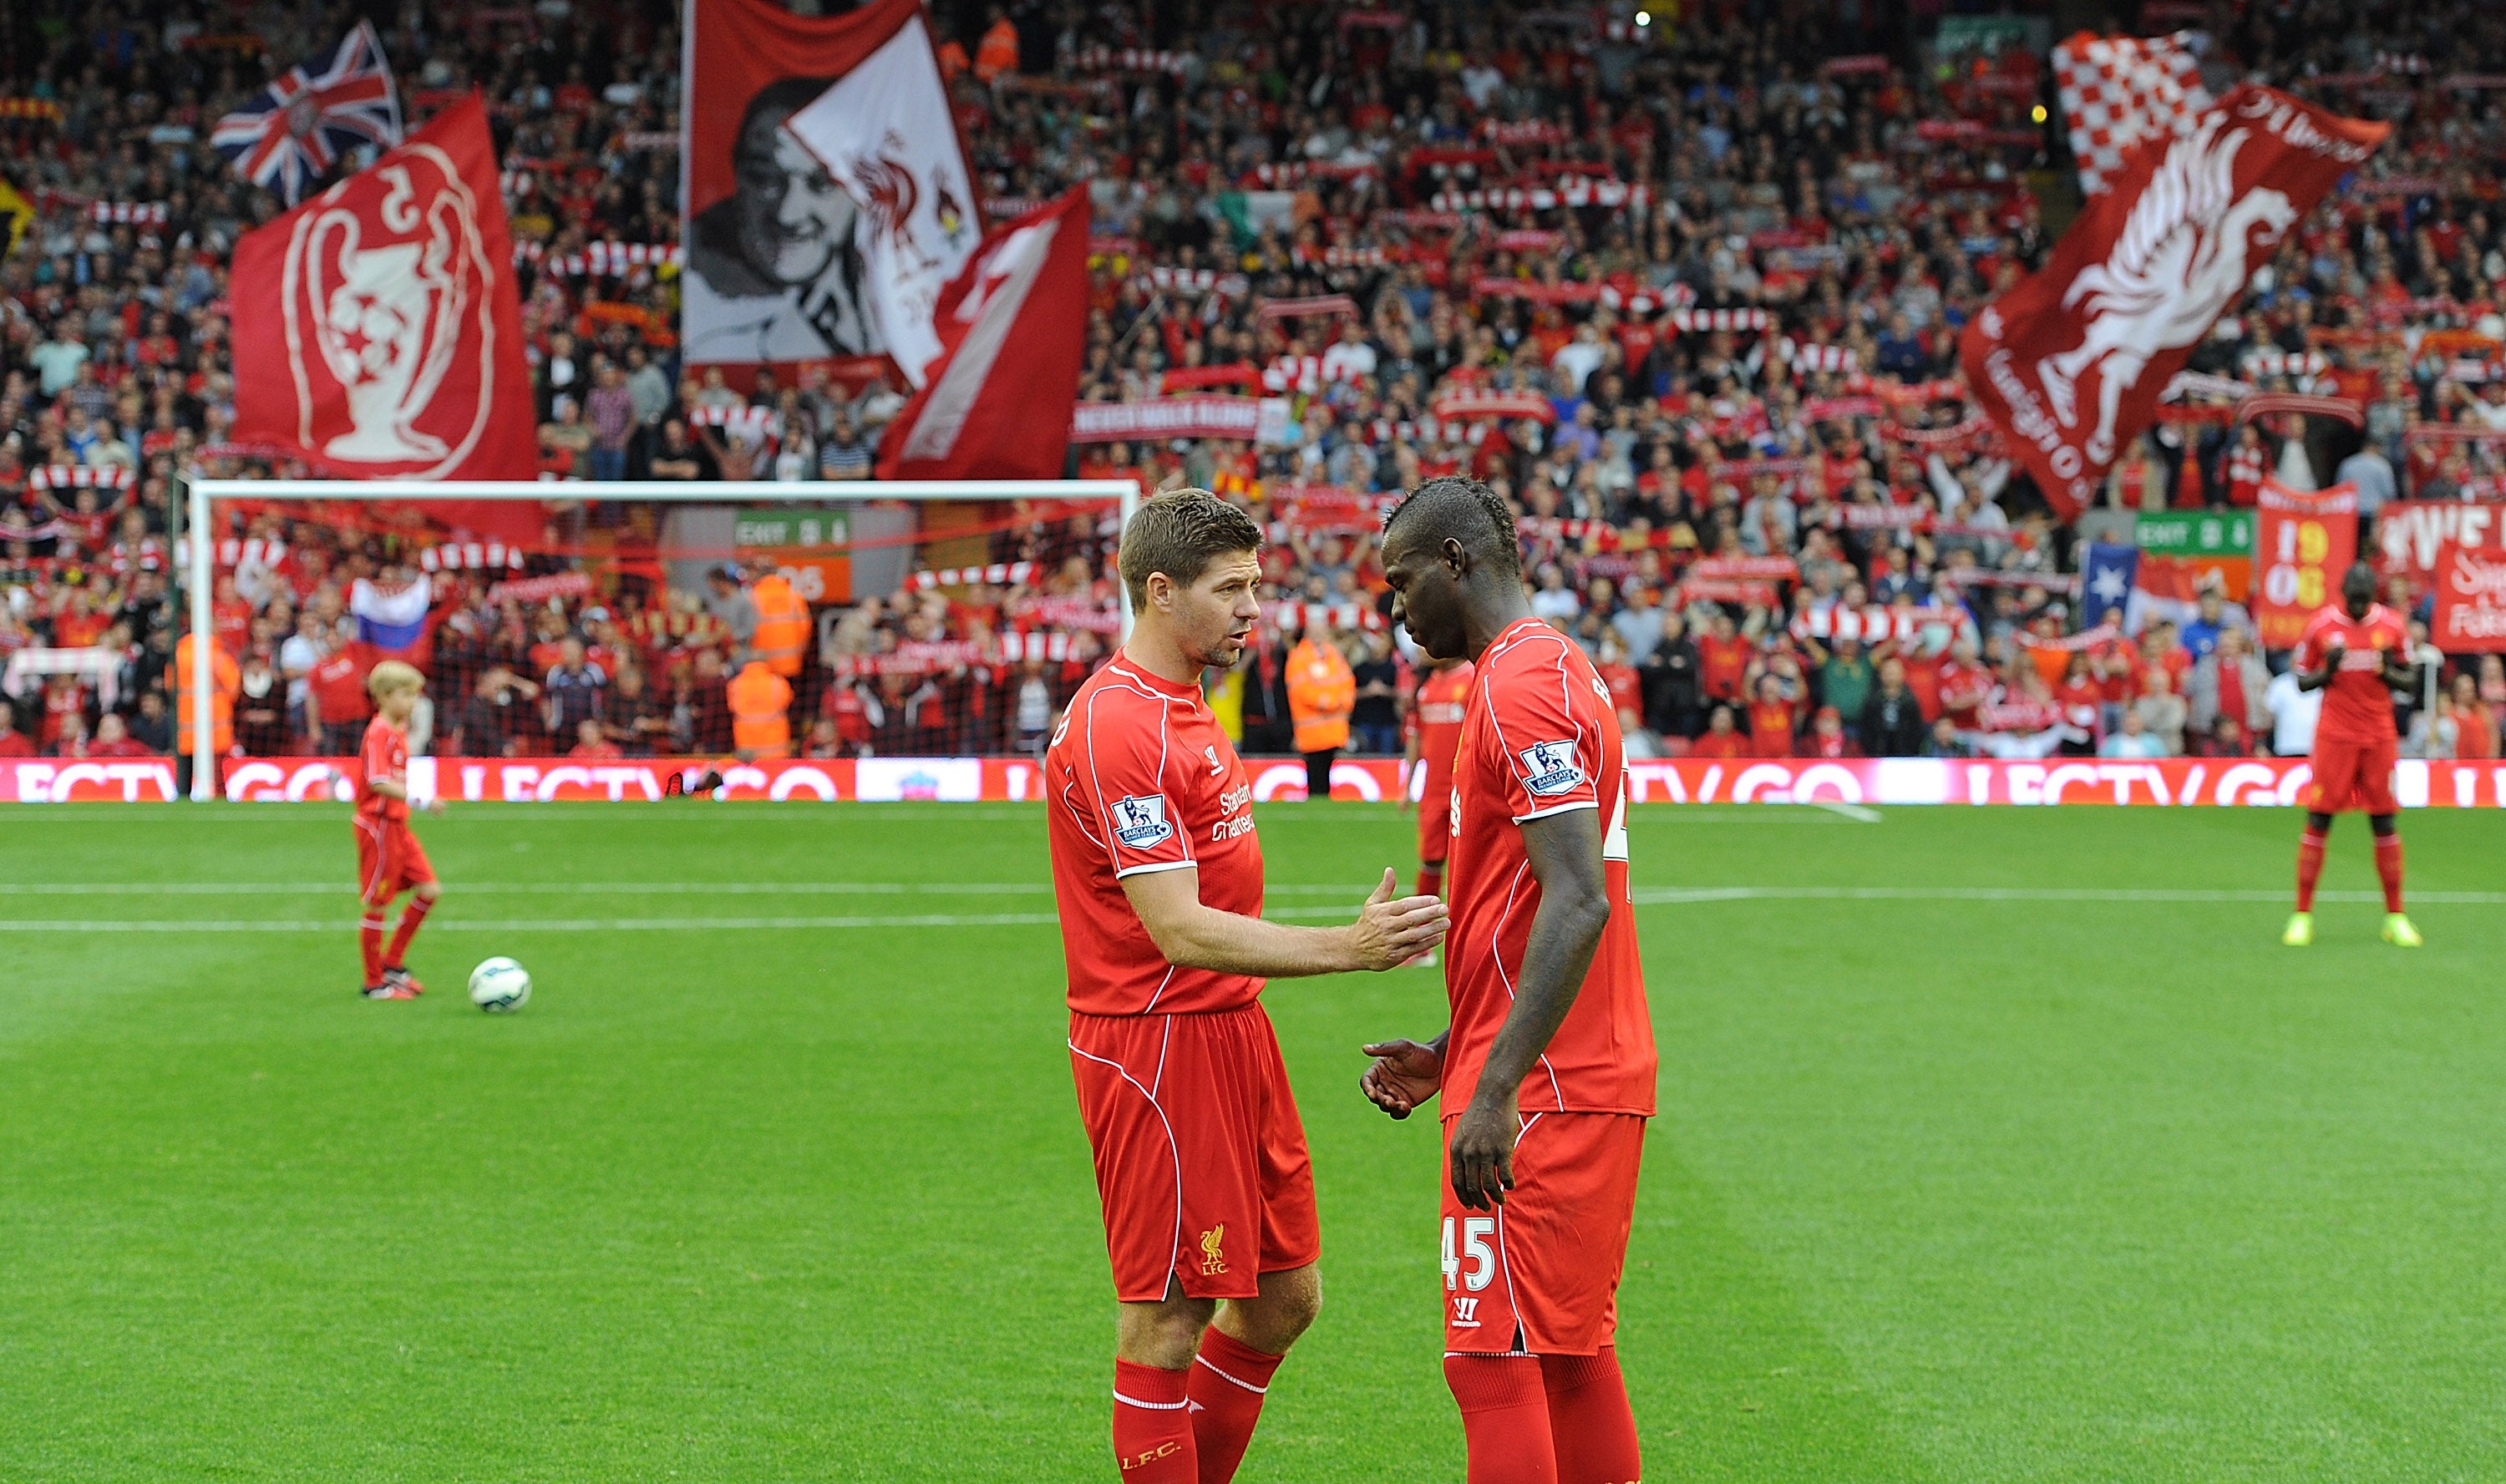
[174,632,241,756]
[1286,626,1354,800]
[974,9,1020,82]
[1286,629,1355,753]
[728,656,794,760]
[749,571,811,679]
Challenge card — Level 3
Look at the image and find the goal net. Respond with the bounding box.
[179,479,1138,801]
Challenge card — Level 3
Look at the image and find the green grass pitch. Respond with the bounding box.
[3,800,2503,1481]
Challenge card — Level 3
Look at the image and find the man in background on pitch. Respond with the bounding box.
[1400,651,1475,962]
[1363,475,1656,1484]
[1045,488,1448,1483]
[2284,562,2422,949]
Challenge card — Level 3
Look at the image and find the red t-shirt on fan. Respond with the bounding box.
[312,642,377,727]
[1443,619,1656,1121]
[355,716,411,823]
[2290,604,2407,747]
[1046,652,1263,1018]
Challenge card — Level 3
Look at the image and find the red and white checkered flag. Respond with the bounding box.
[2053,30,2214,198]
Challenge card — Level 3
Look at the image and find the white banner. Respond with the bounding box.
[783,19,979,387]
[1069,397,1262,443]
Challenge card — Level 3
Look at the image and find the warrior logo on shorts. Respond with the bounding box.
[1519,740,1586,797]
[1452,1296,1480,1328]
[1111,794,1174,848]
[1199,1224,1228,1276]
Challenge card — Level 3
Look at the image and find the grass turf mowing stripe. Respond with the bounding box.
[0,881,1375,895]
[7,804,2504,1480]
[0,887,2489,928]
[0,906,1399,932]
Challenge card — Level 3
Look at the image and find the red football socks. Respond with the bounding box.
[1445,1355,1557,1484]
[1113,1360,1196,1481]
[1540,1348,1641,1484]
[2374,833,2405,913]
[359,909,387,985]
[1417,863,1444,900]
[384,894,434,970]
[1187,1327,1283,1483]
[2295,829,2326,912]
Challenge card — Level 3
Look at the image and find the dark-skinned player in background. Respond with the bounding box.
[2283,562,2422,949]
[1044,489,1448,1484]
[1360,476,1657,1484]
[1398,651,1475,964]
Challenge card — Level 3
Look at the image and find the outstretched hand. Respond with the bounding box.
[1347,868,1447,971]
[1359,1037,1444,1120]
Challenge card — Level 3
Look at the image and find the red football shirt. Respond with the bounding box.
[1696,632,1751,702]
[1443,619,1656,1121]
[1748,697,1798,756]
[311,643,376,727]
[2291,603,2407,746]
[1046,652,1264,1018]
[356,716,411,823]
[1414,661,1474,803]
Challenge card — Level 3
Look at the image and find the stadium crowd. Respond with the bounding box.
[3,0,2505,771]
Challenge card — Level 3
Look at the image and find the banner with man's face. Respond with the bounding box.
[682,0,974,381]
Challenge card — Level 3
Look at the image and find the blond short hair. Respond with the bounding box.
[367,660,426,701]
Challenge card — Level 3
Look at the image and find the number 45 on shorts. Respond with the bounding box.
[1442,1215,1497,1292]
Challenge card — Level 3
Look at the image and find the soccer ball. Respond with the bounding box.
[468,956,532,1013]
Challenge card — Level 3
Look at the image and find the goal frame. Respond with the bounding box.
[178,477,1143,800]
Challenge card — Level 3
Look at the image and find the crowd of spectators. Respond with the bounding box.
[3,0,2505,767]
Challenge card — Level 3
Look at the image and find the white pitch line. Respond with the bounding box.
[0,904,1370,933]
[1808,799,1883,823]
[1631,885,2506,906]
[0,881,1376,897]
[0,886,2492,931]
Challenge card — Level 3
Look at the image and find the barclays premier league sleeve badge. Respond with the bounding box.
[1518,741,1586,798]
[1111,795,1175,848]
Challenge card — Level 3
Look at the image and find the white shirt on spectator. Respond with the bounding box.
[1321,337,1377,385]
[1551,334,1606,394]
[1529,585,1581,624]
[2334,448,2396,514]
[2265,670,2321,757]
[30,340,87,396]
[278,632,320,708]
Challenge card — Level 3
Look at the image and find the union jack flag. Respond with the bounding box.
[211,21,402,206]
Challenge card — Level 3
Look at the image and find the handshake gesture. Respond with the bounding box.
[1344,869,1447,971]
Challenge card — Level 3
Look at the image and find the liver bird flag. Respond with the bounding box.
[1960,88,2383,518]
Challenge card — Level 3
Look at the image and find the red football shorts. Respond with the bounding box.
[354,816,437,904]
[1068,1002,1320,1302]
[2306,735,2398,814]
[1441,1112,1646,1356]
[1418,774,1453,865]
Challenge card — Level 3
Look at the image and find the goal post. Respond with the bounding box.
[179,477,1143,800]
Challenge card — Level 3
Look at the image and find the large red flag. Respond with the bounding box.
[230,94,538,539]
[1960,88,2385,517]
[875,187,1089,482]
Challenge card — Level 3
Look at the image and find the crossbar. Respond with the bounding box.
[180,478,1143,798]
